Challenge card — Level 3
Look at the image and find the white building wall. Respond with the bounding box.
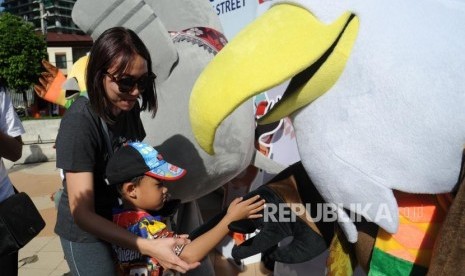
[47,47,73,75]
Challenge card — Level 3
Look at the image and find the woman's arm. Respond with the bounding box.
[66,171,200,272]
[0,133,22,162]
[180,195,265,263]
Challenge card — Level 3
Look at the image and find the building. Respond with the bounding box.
[2,0,92,117]
[2,0,82,34]
[45,32,92,76]
[2,0,92,74]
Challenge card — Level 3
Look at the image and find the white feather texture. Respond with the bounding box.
[273,0,465,242]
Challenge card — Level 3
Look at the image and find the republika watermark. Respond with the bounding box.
[263,203,424,223]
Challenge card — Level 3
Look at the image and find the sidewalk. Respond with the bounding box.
[8,162,69,276]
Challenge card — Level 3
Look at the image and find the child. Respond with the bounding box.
[105,142,264,276]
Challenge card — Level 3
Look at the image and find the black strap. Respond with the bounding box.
[99,117,114,186]
[100,117,113,158]
[79,94,113,158]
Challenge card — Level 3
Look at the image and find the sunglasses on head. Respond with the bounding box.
[105,71,156,94]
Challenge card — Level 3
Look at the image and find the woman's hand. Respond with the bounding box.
[225,195,265,222]
[139,235,200,273]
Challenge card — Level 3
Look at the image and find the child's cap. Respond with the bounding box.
[105,142,186,185]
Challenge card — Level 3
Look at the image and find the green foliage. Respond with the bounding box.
[0,13,47,92]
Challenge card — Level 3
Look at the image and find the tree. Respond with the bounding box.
[0,12,47,111]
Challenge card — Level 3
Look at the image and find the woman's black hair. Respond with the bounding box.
[86,27,157,123]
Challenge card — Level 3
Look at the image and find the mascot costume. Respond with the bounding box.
[36,0,465,275]
[189,0,465,275]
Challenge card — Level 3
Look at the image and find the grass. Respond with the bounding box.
[20,115,62,121]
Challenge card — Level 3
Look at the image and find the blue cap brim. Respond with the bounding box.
[145,161,187,181]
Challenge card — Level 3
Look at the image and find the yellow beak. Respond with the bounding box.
[189,3,359,154]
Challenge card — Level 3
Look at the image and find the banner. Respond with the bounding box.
[209,0,259,39]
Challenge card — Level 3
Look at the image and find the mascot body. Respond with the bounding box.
[189,0,465,274]
[191,0,465,242]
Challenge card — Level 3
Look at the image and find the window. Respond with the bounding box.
[55,53,67,69]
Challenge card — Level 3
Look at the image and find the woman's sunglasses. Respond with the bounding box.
[105,71,156,94]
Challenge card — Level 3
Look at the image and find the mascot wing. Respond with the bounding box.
[190,0,465,242]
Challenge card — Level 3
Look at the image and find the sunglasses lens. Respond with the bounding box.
[136,76,150,92]
[108,72,155,93]
[117,78,136,93]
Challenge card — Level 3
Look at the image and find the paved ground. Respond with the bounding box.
[9,162,69,276]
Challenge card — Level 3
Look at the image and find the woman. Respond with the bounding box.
[0,84,25,276]
[55,27,199,275]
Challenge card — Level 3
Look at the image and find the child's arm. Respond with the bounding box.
[179,195,265,263]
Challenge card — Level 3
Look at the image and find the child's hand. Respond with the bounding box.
[225,195,265,222]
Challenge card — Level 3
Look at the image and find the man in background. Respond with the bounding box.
[0,83,25,275]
